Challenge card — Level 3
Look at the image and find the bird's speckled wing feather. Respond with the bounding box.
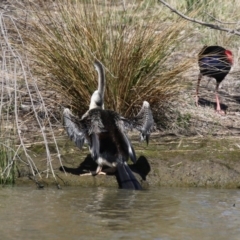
[63,108,86,149]
[125,101,154,145]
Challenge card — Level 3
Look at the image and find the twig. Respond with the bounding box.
[204,11,238,25]
[122,0,126,12]
[158,0,240,36]
[0,10,64,185]
[10,11,65,181]
[28,175,44,189]
[0,12,40,177]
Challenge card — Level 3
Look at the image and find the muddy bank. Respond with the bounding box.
[147,135,240,188]
[15,135,240,189]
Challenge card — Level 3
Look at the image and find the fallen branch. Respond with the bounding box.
[158,0,240,36]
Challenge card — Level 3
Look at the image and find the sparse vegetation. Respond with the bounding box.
[0,2,63,184]
[0,142,16,185]
[177,112,191,129]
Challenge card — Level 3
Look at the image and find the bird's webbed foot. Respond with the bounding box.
[79,165,106,176]
[215,109,226,115]
[79,171,106,176]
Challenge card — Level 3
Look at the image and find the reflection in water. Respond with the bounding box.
[84,188,180,233]
[0,187,240,240]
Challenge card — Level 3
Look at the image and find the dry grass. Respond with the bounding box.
[162,0,240,47]
[21,0,193,117]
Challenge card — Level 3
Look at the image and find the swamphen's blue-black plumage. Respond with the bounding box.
[196,45,233,114]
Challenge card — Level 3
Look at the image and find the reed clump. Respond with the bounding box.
[0,141,16,185]
[22,0,193,118]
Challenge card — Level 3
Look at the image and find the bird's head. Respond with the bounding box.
[225,50,233,65]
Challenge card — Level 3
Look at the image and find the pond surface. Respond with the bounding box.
[0,186,240,240]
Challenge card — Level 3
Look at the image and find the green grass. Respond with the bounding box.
[0,142,16,185]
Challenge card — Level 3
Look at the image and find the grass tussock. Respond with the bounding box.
[0,141,16,185]
[22,0,193,117]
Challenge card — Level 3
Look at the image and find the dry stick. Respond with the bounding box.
[29,81,64,179]
[0,50,12,170]
[0,14,40,176]
[7,14,63,183]
[158,0,240,36]
[10,11,64,184]
[0,48,5,118]
[0,13,37,176]
[0,13,39,177]
[13,58,40,176]
[0,13,45,182]
[122,0,126,11]
[204,12,238,25]
[17,34,65,180]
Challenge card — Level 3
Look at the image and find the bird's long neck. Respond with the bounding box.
[94,60,105,102]
[88,60,106,111]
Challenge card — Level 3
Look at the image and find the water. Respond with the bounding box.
[0,186,240,240]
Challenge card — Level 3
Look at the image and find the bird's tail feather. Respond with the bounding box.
[116,163,142,190]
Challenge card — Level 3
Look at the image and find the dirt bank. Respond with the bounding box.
[15,135,240,189]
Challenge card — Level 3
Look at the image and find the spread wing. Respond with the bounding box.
[63,108,86,149]
[63,108,107,153]
[124,101,154,145]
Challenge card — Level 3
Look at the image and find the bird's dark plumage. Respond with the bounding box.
[63,103,154,190]
[63,60,154,190]
[115,162,142,190]
[196,45,233,114]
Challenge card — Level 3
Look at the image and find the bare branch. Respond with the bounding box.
[158,0,240,36]
[204,11,238,25]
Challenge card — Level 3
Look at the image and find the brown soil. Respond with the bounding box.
[16,134,240,189]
